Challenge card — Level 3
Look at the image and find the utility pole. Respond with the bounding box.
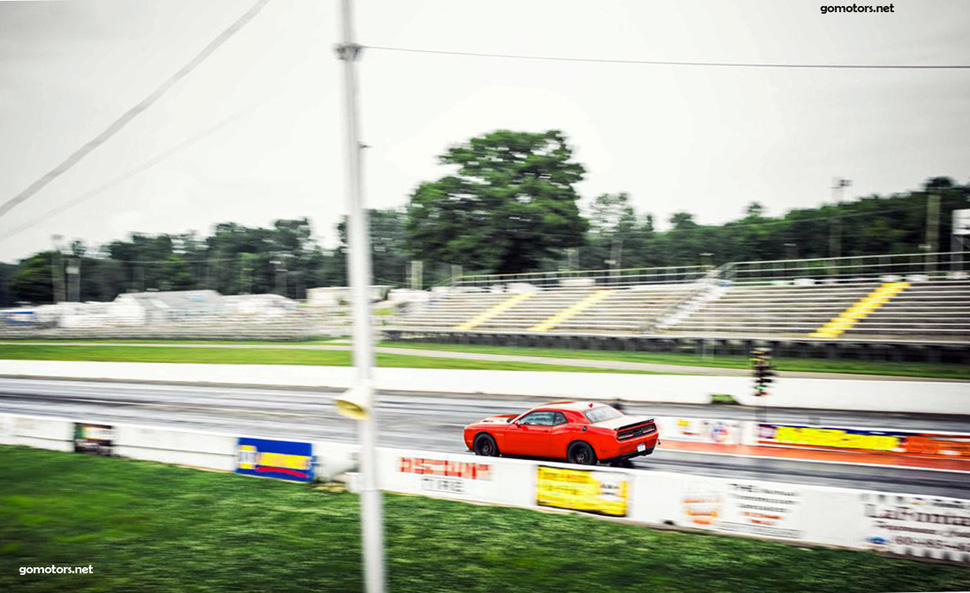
[829,178,851,260]
[67,258,80,302]
[925,194,940,275]
[336,1,385,592]
[610,237,623,285]
[50,234,65,303]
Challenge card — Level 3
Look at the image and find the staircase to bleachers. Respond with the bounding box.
[668,282,878,337]
[843,280,970,340]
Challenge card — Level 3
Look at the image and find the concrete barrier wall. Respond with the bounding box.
[0,414,74,452]
[3,411,967,563]
[3,360,969,414]
[735,377,970,415]
[376,446,969,563]
[113,425,238,472]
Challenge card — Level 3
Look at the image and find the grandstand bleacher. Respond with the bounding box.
[388,252,970,359]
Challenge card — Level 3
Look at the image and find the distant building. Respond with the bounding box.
[112,290,223,325]
[222,294,297,317]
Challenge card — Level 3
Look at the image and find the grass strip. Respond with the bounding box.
[379,342,970,380]
[1,446,968,593]
[0,345,657,374]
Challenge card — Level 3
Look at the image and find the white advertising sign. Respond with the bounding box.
[654,416,742,445]
[379,449,535,508]
[678,479,806,540]
[860,492,970,563]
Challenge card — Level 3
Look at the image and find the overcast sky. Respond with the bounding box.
[0,0,968,262]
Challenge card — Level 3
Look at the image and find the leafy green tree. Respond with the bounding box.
[162,255,194,291]
[10,252,55,304]
[406,130,588,274]
[581,193,638,270]
[338,209,409,286]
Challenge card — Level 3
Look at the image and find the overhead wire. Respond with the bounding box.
[0,0,271,221]
[364,45,970,70]
[0,104,262,244]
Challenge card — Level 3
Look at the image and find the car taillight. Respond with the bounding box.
[617,422,657,441]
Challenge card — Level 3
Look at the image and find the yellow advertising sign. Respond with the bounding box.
[770,426,899,452]
[536,465,629,517]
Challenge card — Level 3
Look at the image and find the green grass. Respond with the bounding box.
[0,345,657,375]
[1,338,967,379]
[379,342,970,380]
[2,446,967,593]
[0,338,344,346]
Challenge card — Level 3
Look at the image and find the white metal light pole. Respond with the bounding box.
[336,1,386,592]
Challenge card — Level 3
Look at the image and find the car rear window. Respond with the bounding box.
[583,405,622,423]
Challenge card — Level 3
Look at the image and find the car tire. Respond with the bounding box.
[473,434,499,457]
[567,442,597,466]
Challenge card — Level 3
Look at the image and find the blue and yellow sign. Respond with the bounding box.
[235,437,315,482]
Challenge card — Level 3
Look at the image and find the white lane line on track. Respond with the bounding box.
[658,446,970,475]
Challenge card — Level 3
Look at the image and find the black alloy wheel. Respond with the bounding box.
[473,434,498,457]
[568,442,597,465]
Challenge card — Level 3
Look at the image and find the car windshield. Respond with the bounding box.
[583,405,623,423]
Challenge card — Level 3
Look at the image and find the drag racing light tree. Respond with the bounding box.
[750,348,775,397]
[334,0,386,592]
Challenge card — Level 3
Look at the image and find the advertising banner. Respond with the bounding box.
[680,479,805,540]
[757,423,970,460]
[74,423,114,456]
[656,417,742,445]
[535,465,629,517]
[396,455,494,497]
[235,437,314,482]
[861,492,970,563]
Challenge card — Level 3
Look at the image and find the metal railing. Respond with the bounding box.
[721,251,969,285]
[450,265,712,289]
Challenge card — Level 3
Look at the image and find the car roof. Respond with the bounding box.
[533,401,605,413]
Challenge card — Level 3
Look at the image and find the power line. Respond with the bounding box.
[0,0,270,221]
[0,107,259,244]
[365,45,970,70]
[0,108,253,241]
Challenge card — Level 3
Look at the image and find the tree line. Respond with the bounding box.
[1,129,967,307]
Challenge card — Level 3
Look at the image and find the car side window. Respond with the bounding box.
[552,412,567,426]
[520,411,556,426]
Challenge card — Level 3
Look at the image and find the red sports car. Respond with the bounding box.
[463,401,659,466]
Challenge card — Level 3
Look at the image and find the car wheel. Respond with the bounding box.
[473,434,499,457]
[568,442,597,465]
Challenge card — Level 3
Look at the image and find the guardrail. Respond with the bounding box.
[2,412,966,564]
